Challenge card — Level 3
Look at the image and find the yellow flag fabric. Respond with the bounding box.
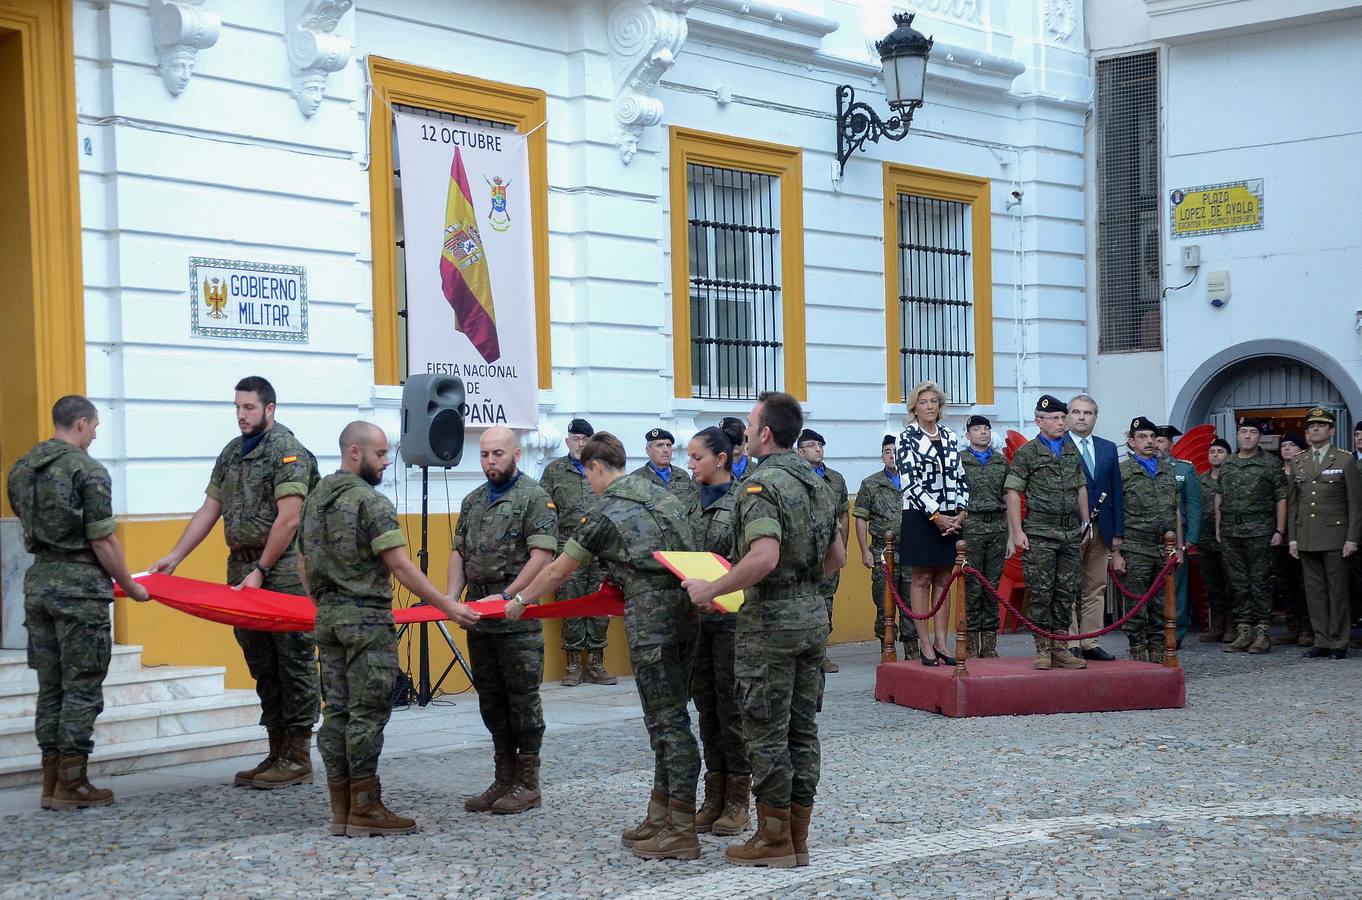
[652,550,745,613]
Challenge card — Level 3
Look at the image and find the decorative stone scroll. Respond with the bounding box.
[607,0,698,164]
[284,0,353,117]
[149,0,220,96]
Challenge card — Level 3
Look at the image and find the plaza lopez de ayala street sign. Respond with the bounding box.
[1169,180,1264,238]
[190,257,308,343]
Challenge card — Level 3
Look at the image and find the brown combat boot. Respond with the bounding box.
[40,752,58,810]
[694,771,726,833]
[491,753,542,814]
[1296,627,1314,648]
[50,755,114,810]
[1225,623,1253,652]
[1248,624,1272,654]
[464,751,515,812]
[978,631,999,659]
[1201,611,1224,642]
[584,649,617,685]
[725,802,796,868]
[965,632,981,658]
[347,776,416,836]
[1128,644,1146,662]
[1274,620,1300,645]
[621,790,668,848]
[1222,617,1239,643]
[1051,644,1087,669]
[254,727,314,789]
[821,656,839,673]
[1032,635,1053,670]
[790,801,812,866]
[234,728,283,786]
[327,779,350,835]
[561,651,583,687]
[712,772,752,836]
[632,798,702,860]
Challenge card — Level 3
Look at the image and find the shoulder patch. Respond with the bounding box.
[547,501,556,510]
[746,485,764,494]
[281,455,298,464]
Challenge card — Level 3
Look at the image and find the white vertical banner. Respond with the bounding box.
[394,111,538,428]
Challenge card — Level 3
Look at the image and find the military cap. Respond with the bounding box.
[1280,431,1307,451]
[1237,416,1266,433]
[1035,394,1067,415]
[1305,407,1336,425]
[645,427,674,444]
[567,417,594,437]
[1155,425,1182,439]
[966,415,991,429]
[1210,438,1232,452]
[1355,420,1362,434]
[797,428,826,447]
[882,433,896,448]
[1129,416,1159,435]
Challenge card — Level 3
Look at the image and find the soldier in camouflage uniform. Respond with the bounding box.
[1273,432,1312,647]
[508,431,699,860]
[960,416,1008,658]
[539,418,613,686]
[450,426,558,816]
[1004,395,1090,671]
[797,428,849,674]
[683,391,846,870]
[1198,439,1234,642]
[633,427,700,517]
[1113,418,1182,661]
[151,376,320,789]
[853,436,915,659]
[8,395,149,810]
[1155,426,1203,644]
[299,421,480,837]
[1217,416,1289,654]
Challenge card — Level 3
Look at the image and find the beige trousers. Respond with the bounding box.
[1069,537,1110,650]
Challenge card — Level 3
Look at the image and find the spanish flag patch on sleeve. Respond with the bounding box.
[580,515,589,525]
[281,455,298,464]
[746,485,763,494]
[547,501,556,510]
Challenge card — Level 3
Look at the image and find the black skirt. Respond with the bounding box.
[899,509,958,568]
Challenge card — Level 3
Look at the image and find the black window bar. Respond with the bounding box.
[898,194,974,404]
[686,163,781,400]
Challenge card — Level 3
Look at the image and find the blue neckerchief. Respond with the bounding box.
[967,447,992,466]
[885,467,901,491]
[241,430,268,458]
[732,455,748,479]
[812,463,826,478]
[1134,454,1159,478]
[569,455,584,476]
[648,462,671,484]
[486,471,521,505]
[1039,435,1065,457]
[699,480,732,511]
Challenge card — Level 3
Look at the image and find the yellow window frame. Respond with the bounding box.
[882,162,994,405]
[367,57,551,388]
[668,127,806,400]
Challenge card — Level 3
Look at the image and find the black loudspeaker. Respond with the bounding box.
[401,374,465,467]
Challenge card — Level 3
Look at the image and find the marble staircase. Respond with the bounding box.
[0,645,266,788]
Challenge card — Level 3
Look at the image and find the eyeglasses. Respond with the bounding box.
[800,442,825,450]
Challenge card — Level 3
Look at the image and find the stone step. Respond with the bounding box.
[0,724,271,789]
[0,689,261,758]
[0,665,227,718]
[0,645,144,684]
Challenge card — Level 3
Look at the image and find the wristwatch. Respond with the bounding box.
[255,562,272,579]
[499,589,514,601]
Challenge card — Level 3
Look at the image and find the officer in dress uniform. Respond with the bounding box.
[1218,416,1289,654]
[1155,426,1202,644]
[853,435,916,659]
[797,428,849,673]
[633,428,700,516]
[960,415,1009,659]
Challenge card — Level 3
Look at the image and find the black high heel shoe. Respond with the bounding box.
[933,645,957,666]
[919,651,939,667]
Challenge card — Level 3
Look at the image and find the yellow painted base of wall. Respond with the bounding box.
[112,515,877,692]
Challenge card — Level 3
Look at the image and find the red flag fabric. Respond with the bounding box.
[1171,424,1217,475]
[439,145,501,363]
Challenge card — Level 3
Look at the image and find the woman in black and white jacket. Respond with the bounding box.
[895,380,970,666]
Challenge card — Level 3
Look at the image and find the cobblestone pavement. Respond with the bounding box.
[1,631,1359,898]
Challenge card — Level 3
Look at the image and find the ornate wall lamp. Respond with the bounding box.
[835,13,933,175]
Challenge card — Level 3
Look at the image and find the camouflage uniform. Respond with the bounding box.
[540,455,607,651]
[632,462,700,519]
[960,449,1009,634]
[8,440,117,758]
[298,472,407,780]
[732,451,837,809]
[1198,469,1230,626]
[1171,457,1203,642]
[851,469,913,654]
[814,465,849,629]
[1004,438,1087,634]
[564,474,698,803]
[690,484,747,777]
[455,474,558,756]
[1217,451,1289,627]
[208,424,320,733]
[1118,456,1178,654]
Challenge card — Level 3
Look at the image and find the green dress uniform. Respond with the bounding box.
[1197,468,1231,636]
[1118,455,1179,659]
[852,468,914,654]
[564,475,699,805]
[299,472,407,782]
[814,464,849,629]
[1171,458,1202,642]
[1004,437,1087,637]
[1289,444,1362,651]
[632,461,700,518]
[1217,449,1288,631]
[7,440,117,760]
[960,448,1009,641]
[454,474,558,757]
[540,455,607,652]
[207,424,320,734]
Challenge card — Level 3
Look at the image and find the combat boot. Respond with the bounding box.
[712,773,751,836]
[1127,644,1146,662]
[621,790,668,848]
[584,649,617,685]
[1274,619,1300,645]
[234,728,283,786]
[491,753,541,814]
[900,633,920,661]
[464,751,515,812]
[1221,617,1239,643]
[821,656,840,673]
[1032,634,1052,670]
[327,779,350,835]
[694,771,726,833]
[1296,626,1314,648]
[50,755,114,810]
[1248,624,1272,654]
[790,801,812,866]
[561,651,582,687]
[632,798,702,860]
[978,631,999,659]
[346,776,416,836]
[1224,623,1253,652]
[965,632,981,659]
[1200,611,1224,642]
[40,752,58,810]
[254,726,314,789]
[724,802,796,868]
[1051,644,1087,669]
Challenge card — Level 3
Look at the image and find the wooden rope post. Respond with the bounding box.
[953,539,969,677]
[1162,531,1180,668]
[881,533,898,663]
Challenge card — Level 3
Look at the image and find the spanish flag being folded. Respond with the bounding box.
[439,146,500,363]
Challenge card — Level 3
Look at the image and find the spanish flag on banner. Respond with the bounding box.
[439,146,501,363]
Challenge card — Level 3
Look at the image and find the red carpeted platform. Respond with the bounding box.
[875,656,1186,718]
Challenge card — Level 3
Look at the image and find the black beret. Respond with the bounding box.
[1210,438,1231,452]
[1130,416,1159,435]
[1354,420,1362,434]
[882,434,896,448]
[1035,394,1066,415]
[645,427,674,444]
[1155,425,1182,439]
[567,418,594,437]
[1280,431,1308,451]
[798,428,826,446]
[1237,416,1266,433]
[966,415,991,429]
[1306,407,1335,425]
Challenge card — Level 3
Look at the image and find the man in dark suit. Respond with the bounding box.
[1066,394,1124,661]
